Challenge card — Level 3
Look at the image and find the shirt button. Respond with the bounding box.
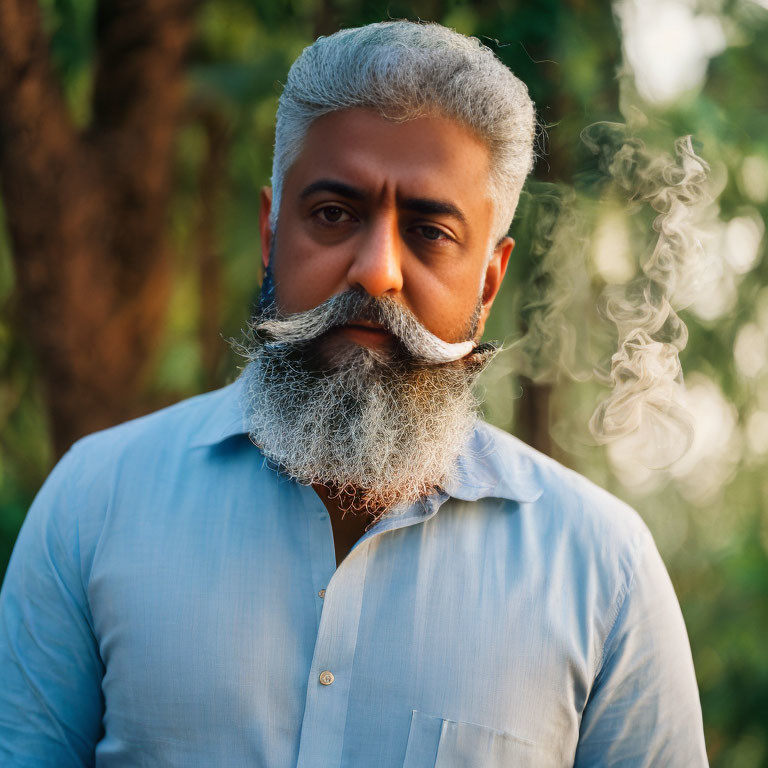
[319,670,335,686]
[318,589,326,598]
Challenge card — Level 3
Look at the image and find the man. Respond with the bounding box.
[0,20,707,767]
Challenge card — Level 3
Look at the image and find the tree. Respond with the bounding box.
[0,0,197,456]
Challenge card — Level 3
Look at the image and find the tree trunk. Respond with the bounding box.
[0,0,197,457]
[516,378,552,457]
[196,110,228,389]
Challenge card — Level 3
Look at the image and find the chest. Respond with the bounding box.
[87,494,594,767]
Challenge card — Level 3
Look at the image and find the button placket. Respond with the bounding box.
[296,541,371,768]
[296,490,448,767]
[303,488,336,629]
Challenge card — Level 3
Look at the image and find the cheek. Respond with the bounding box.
[271,237,350,313]
[404,263,485,340]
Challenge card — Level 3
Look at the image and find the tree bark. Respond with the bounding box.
[516,378,552,457]
[0,0,197,457]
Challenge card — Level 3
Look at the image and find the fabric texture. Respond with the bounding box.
[0,374,708,767]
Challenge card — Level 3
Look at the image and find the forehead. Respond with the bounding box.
[283,108,493,216]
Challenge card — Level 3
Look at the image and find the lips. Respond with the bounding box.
[344,322,390,333]
[336,322,396,348]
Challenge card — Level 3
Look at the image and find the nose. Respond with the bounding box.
[345,213,403,297]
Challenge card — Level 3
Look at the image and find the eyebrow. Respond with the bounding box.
[400,196,467,227]
[299,177,468,227]
[299,179,365,201]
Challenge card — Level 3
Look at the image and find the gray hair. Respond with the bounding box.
[270,20,537,243]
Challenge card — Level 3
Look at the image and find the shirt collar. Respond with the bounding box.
[442,422,543,504]
[190,374,251,448]
[191,372,543,504]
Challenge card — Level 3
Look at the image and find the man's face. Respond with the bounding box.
[246,108,515,514]
[259,108,513,350]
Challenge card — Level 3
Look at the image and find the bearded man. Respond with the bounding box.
[0,20,707,768]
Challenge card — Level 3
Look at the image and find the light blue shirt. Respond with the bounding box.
[0,375,707,767]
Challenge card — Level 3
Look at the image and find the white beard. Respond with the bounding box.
[239,288,494,517]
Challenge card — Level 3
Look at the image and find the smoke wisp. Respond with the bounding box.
[510,124,719,467]
[587,127,715,467]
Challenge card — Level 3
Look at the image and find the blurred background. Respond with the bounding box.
[0,0,766,763]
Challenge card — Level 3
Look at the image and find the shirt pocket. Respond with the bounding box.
[402,710,557,768]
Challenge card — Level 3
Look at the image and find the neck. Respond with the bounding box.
[312,483,379,566]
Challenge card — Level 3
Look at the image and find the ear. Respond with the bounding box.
[259,186,273,269]
[476,236,514,338]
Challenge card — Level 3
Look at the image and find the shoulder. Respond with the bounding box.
[475,420,646,529]
[37,380,250,532]
[27,380,255,572]
[471,420,655,594]
[472,423,684,682]
[65,379,245,479]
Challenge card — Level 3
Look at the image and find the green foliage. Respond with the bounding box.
[38,0,97,125]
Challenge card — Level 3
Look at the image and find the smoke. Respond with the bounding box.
[506,184,599,385]
[587,127,716,466]
[509,123,719,467]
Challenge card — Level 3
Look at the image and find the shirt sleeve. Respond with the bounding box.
[573,526,708,767]
[0,449,104,767]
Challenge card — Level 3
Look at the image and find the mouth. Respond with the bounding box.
[346,320,388,331]
[336,321,395,347]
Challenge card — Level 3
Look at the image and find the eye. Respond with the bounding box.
[414,224,453,243]
[314,205,353,225]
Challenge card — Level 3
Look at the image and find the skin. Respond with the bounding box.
[258,108,515,564]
